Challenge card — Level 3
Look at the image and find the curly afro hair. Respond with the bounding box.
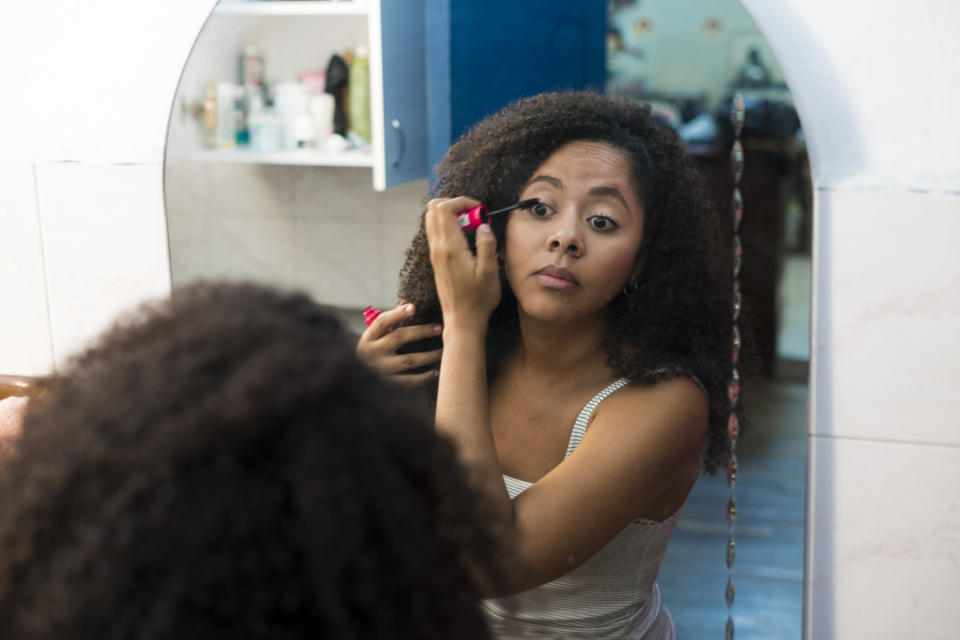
[0,282,501,640]
[397,91,737,473]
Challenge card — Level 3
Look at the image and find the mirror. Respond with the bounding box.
[164,0,810,635]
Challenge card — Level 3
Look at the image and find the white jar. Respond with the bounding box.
[271,82,309,150]
[308,93,335,143]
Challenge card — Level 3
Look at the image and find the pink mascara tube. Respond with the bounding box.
[456,198,540,231]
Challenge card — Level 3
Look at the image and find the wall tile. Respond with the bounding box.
[203,163,296,219]
[163,160,210,220]
[0,163,54,376]
[205,215,296,286]
[805,435,960,639]
[291,219,381,309]
[291,167,379,223]
[35,163,171,368]
[378,178,429,222]
[812,188,960,447]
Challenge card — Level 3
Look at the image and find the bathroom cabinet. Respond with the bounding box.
[187,0,427,190]
[179,0,606,191]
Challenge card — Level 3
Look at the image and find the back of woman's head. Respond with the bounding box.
[0,282,496,640]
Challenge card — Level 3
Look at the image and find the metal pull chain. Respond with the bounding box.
[726,91,745,640]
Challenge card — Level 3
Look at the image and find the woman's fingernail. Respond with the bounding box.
[432,324,443,334]
[479,223,492,233]
[404,304,414,314]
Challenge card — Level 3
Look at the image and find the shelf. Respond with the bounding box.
[192,148,374,167]
[214,1,369,17]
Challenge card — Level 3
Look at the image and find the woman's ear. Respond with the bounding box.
[628,247,647,283]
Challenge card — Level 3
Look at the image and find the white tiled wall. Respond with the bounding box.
[36,162,173,369]
[0,163,53,375]
[813,188,960,447]
[164,161,426,311]
[806,436,960,639]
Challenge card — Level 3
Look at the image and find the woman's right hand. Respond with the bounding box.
[356,302,443,387]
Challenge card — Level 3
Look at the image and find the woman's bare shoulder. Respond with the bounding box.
[590,375,708,444]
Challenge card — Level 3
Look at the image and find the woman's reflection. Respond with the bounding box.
[358,92,737,639]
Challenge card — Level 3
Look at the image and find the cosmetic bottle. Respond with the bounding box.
[294,113,317,148]
[249,108,283,152]
[201,81,217,150]
[272,82,309,150]
[309,93,335,145]
[239,40,265,89]
[348,45,370,142]
[215,82,238,150]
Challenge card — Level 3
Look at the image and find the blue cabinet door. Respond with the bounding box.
[425,0,607,182]
[379,0,429,189]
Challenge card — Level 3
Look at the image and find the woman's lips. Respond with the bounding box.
[534,266,579,290]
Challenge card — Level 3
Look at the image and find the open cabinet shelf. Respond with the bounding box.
[214,1,369,17]
[192,148,373,167]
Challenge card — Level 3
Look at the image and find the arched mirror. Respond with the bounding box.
[164,1,811,636]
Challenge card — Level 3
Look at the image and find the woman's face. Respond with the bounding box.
[504,141,646,325]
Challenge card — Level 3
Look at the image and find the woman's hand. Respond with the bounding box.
[424,197,501,331]
[356,302,443,387]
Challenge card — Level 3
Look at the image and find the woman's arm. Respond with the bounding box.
[424,198,515,527]
[501,378,707,593]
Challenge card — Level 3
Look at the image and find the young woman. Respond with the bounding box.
[358,91,735,638]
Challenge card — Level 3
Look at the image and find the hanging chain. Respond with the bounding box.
[725,91,745,640]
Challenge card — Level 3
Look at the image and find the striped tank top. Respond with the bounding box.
[482,375,704,639]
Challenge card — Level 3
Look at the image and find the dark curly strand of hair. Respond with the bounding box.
[0,282,500,640]
[397,91,737,473]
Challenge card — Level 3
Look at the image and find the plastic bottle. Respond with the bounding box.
[294,114,317,148]
[348,45,371,142]
[250,108,283,152]
[239,41,265,88]
[215,82,238,150]
[201,81,217,150]
[272,82,309,150]
[309,93,335,144]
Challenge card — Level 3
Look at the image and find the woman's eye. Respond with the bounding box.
[531,203,553,217]
[588,215,617,231]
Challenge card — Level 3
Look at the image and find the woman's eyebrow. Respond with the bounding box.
[526,175,563,189]
[589,186,629,209]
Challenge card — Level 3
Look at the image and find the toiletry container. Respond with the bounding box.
[215,81,238,150]
[309,93,335,145]
[272,82,309,150]
[348,45,370,142]
[239,41,265,88]
[250,108,283,152]
[294,114,317,148]
[202,81,217,150]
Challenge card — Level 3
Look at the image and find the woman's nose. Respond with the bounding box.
[547,214,584,257]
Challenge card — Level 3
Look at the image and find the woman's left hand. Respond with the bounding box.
[425,197,501,331]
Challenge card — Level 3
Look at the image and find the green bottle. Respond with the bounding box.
[348,45,371,143]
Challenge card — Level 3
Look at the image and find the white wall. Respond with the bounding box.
[0,1,958,637]
[0,1,217,373]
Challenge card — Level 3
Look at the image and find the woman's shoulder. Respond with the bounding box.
[589,373,709,452]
